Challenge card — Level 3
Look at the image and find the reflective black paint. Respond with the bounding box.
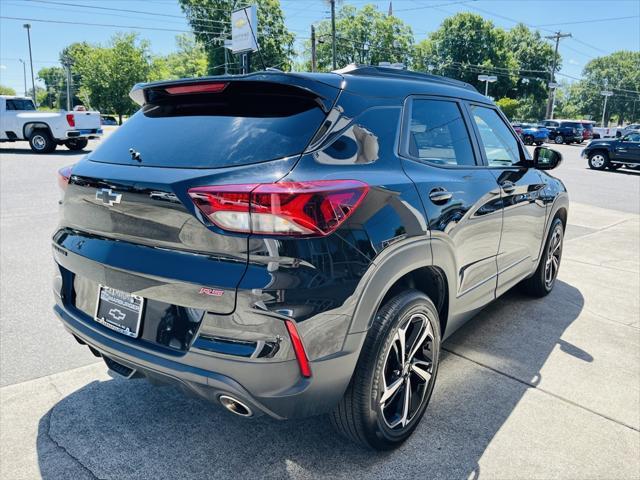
[52,69,568,419]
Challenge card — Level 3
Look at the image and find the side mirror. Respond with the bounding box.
[533,146,562,170]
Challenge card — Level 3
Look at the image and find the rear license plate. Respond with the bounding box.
[94,285,144,338]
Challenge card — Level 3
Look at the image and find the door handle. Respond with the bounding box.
[500,181,516,194]
[429,188,453,204]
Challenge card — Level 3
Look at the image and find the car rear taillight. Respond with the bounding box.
[66,113,75,127]
[188,180,369,237]
[57,165,73,191]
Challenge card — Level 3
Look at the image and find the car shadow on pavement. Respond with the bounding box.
[0,147,90,156]
[36,281,585,480]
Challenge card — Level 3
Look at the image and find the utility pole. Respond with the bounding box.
[64,61,72,111]
[311,25,317,72]
[544,31,571,119]
[330,0,336,70]
[18,59,27,96]
[23,24,36,105]
[600,89,613,127]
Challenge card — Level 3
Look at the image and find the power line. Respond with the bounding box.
[535,15,640,27]
[0,15,228,37]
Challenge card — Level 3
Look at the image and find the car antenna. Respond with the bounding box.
[243,8,266,72]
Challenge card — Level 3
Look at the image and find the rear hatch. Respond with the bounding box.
[56,74,341,319]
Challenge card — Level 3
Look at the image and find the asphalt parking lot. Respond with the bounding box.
[1,138,639,479]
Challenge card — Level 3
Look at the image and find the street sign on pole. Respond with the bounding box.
[231,6,258,54]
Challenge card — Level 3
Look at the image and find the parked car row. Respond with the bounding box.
[511,119,599,146]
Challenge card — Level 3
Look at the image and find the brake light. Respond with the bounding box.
[66,113,75,127]
[165,82,228,95]
[188,180,369,237]
[57,165,73,191]
[285,320,311,378]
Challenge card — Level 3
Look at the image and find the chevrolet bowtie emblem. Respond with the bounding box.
[96,188,122,207]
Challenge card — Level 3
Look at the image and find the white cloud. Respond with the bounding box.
[0,65,6,69]
[568,59,579,65]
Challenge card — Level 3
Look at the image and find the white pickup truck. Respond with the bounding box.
[0,96,102,153]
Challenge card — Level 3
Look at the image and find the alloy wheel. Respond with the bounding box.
[379,313,434,429]
[544,226,563,289]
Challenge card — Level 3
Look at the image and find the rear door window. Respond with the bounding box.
[6,99,36,111]
[406,98,476,166]
[88,82,333,168]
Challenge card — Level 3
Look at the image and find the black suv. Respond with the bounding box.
[583,131,640,170]
[53,66,568,450]
[541,119,584,144]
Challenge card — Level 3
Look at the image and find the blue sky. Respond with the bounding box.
[1,0,638,95]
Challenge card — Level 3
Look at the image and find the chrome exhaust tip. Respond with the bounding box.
[219,395,253,417]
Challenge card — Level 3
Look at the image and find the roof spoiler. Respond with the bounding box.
[129,71,342,112]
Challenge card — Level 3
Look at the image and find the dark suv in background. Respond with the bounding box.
[53,66,568,450]
[541,119,584,144]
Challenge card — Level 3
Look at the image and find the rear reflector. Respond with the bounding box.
[188,180,368,237]
[57,165,73,191]
[165,82,228,95]
[65,113,75,127]
[285,320,311,378]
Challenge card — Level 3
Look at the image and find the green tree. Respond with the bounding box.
[413,13,516,97]
[178,0,295,74]
[496,97,520,119]
[73,33,151,122]
[413,14,556,107]
[0,85,16,95]
[505,24,555,100]
[307,4,414,71]
[37,66,66,108]
[558,51,640,125]
[149,34,208,81]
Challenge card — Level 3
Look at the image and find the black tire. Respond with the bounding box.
[29,130,56,153]
[608,163,621,170]
[588,150,609,170]
[535,141,544,146]
[330,289,441,450]
[520,218,564,297]
[65,138,88,151]
[554,134,564,144]
[523,135,533,145]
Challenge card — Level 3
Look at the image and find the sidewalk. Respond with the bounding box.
[2,202,639,480]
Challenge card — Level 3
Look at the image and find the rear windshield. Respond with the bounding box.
[88,82,329,168]
[562,122,583,129]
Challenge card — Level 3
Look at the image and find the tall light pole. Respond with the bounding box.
[600,90,613,127]
[544,31,571,119]
[23,24,36,105]
[18,59,27,96]
[330,0,336,70]
[311,25,317,72]
[478,74,497,97]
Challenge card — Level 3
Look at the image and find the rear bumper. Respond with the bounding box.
[54,301,364,420]
[65,129,103,139]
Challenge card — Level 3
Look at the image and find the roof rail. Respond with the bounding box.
[334,64,475,91]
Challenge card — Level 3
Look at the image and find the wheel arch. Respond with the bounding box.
[347,237,455,338]
[23,122,53,140]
